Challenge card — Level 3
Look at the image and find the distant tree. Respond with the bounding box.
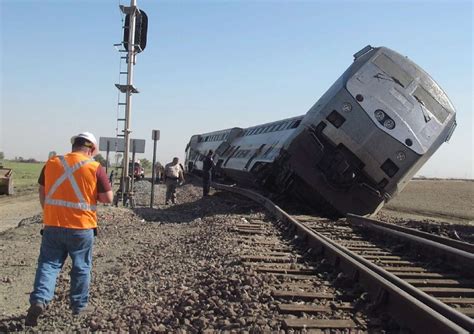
[0,152,4,160]
[140,158,151,170]
[94,154,107,167]
[48,151,57,159]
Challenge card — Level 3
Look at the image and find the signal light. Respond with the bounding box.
[123,10,148,53]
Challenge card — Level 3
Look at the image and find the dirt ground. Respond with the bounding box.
[382,179,474,223]
[0,179,472,331]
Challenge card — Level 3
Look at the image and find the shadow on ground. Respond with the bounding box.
[133,191,261,224]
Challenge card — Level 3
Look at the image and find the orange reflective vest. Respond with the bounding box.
[43,152,100,229]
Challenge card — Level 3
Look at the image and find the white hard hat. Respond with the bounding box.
[70,132,98,156]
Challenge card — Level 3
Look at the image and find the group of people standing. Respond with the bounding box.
[25,131,217,327]
[163,149,215,204]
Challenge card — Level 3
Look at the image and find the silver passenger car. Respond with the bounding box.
[185,46,456,216]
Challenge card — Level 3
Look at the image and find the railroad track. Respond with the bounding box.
[215,183,474,333]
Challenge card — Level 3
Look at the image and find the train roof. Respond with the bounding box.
[243,115,305,130]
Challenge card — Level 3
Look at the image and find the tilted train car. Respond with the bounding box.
[185,45,457,216]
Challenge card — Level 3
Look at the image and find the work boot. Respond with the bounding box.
[25,303,44,326]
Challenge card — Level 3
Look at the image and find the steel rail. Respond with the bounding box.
[213,182,472,333]
[347,214,474,273]
[347,214,474,253]
[315,225,474,332]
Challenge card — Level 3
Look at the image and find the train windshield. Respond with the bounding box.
[412,85,449,123]
[372,53,412,88]
[372,52,450,124]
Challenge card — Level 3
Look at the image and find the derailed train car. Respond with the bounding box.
[185,46,457,216]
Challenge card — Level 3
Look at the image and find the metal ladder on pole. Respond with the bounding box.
[113,1,140,207]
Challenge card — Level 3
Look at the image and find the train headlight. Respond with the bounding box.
[342,102,352,113]
[383,119,396,130]
[374,109,385,121]
[396,151,406,161]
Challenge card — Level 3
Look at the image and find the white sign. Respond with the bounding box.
[99,137,146,153]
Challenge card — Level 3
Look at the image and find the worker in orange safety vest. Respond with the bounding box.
[26,132,113,326]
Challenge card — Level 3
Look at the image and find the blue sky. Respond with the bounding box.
[1,0,472,178]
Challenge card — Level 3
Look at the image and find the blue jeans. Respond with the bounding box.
[30,226,94,312]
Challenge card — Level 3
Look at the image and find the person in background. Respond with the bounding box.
[26,132,113,326]
[202,150,215,197]
[154,163,164,183]
[164,157,184,205]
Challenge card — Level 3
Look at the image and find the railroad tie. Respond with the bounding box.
[272,290,335,300]
[420,287,474,297]
[283,318,357,330]
[277,304,331,314]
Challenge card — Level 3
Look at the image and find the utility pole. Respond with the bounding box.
[121,0,137,205]
[114,0,147,206]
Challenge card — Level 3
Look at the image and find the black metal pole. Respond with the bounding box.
[150,138,157,208]
[130,141,136,205]
[105,141,110,174]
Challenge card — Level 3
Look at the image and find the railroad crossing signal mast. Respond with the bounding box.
[114,0,147,206]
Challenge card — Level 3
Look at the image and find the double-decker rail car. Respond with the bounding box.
[185,45,457,216]
[185,127,243,174]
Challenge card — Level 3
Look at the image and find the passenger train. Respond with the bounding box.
[185,46,457,216]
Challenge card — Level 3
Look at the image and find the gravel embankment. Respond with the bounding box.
[1,179,290,332]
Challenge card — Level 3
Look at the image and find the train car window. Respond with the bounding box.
[412,86,448,123]
[291,120,301,128]
[224,146,239,166]
[263,146,273,157]
[372,53,412,88]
